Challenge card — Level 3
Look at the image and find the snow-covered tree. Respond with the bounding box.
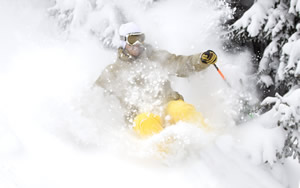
[232,0,300,162]
[225,0,254,20]
[232,0,299,90]
[48,0,158,48]
[262,88,300,163]
[48,0,127,48]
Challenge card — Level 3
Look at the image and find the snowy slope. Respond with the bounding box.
[0,0,299,188]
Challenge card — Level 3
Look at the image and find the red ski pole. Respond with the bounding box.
[214,64,231,87]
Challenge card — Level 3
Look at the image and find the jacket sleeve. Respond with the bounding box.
[94,64,139,124]
[94,64,117,94]
[150,49,210,77]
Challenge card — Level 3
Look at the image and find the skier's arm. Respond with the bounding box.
[94,65,139,124]
[152,49,217,77]
[94,64,117,93]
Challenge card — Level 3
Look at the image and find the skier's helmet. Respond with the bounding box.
[119,22,145,48]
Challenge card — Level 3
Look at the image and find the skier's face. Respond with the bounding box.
[125,43,144,57]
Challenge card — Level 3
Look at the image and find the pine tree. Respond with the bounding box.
[232,0,300,163]
[261,89,300,163]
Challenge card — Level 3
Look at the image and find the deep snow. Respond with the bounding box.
[0,0,299,188]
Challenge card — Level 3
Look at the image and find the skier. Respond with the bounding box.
[95,22,217,137]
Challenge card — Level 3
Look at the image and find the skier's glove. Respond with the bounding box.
[200,50,217,64]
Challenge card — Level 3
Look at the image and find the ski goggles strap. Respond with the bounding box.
[120,32,145,45]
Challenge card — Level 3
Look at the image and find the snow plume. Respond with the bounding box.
[48,0,234,49]
[48,0,121,48]
[0,0,299,188]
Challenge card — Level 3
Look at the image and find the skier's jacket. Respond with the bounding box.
[95,44,210,124]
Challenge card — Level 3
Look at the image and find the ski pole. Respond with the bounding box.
[213,64,231,87]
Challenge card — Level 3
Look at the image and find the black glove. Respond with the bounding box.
[200,50,217,64]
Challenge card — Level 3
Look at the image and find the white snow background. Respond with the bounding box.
[0,0,300,188]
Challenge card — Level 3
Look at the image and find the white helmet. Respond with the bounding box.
[119,22,143,48]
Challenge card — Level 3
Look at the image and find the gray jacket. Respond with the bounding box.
[95,44,209,123]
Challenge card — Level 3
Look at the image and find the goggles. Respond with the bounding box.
[120,32,145,45]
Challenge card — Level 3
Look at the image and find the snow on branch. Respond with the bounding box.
[261,88,300,162]
[48,0,130,48]
[233,0,277,37]
[233,3,266,37]
[48,0,161,48]
[283,38,300,76]
[232,0,300,89]
[289,0,300,15]
[233,0,300,163]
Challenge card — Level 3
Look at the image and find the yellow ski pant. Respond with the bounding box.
[133,100,206,137]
